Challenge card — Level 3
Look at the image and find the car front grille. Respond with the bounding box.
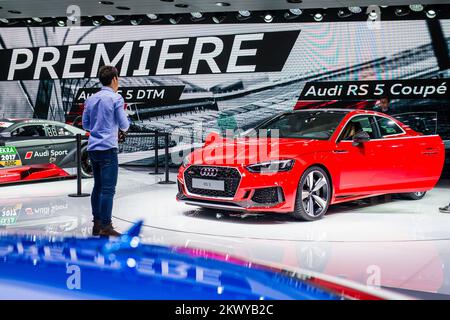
[184,166,241,198]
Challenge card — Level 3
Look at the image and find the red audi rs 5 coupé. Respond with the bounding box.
[177,109,444,221]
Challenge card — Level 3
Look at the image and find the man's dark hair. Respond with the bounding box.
[98,65,118,86]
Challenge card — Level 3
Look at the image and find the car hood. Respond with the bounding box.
[189,137,326,166]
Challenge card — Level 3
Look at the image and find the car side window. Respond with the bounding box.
[11,125,46,137]
[46,125,72,137]
[340,116,375,141]
[376,117,404,137]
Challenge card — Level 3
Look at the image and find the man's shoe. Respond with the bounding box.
[439,205,450,213]
[98,224,122,237]
[92,220,102,236]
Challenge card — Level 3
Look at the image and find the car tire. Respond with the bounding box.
[401,191,427,200]
[80,146,93,178]
[293,166,331,221]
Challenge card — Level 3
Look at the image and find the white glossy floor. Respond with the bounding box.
[1,167,450,298]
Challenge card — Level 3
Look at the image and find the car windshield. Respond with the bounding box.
[243,111,347,140]
[0,120,15,133]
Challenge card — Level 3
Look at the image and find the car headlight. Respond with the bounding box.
[182,155,191,167]
[246,159,295,173]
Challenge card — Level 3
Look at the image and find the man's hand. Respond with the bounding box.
[118,130,127,143]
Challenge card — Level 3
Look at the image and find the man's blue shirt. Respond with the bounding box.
[82,86,130,151]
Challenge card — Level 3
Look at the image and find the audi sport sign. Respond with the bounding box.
[0,30,300,81]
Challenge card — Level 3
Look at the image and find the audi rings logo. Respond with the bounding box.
[200,167,219,177]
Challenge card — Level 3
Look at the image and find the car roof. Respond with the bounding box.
[0,118,68,126]
[291,108,386,116]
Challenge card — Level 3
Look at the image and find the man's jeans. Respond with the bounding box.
[88,148,118,227]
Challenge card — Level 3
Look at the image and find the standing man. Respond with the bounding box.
[82,66,129,236]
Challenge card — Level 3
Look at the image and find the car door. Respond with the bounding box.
[332,115,380,196]
[371,116,409,191]
[8,123,52,166]
[45,124,77,168]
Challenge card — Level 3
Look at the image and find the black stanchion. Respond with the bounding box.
[149,130,161,175]
[68,133,90,198]
[158,132,176,185]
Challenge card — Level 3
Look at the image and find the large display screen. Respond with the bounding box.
[0,20,449,174]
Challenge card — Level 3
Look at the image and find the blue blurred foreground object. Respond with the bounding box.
[0,221,407,300]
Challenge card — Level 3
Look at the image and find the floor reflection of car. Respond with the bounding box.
[0,222,409,300]
[177,109,445,221]
[0,198,90,233]
[0,119,92,183]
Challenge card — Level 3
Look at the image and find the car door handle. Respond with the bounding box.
[333,150,349,154]
[422,148,438,155]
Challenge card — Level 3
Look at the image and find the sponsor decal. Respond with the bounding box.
[0,121,14,128]
[299,79,449,100]
[0,30,300,81]
[25,149,69,159]
[74,86,185,106]
[0,146,22,168]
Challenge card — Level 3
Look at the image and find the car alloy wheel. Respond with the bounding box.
[401,191,427,200]
[293,166,331,221]
[81,148,93,178]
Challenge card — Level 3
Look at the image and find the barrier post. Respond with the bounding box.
[158,132,175,185]
[149,130,161,175]
[68,134,90,198]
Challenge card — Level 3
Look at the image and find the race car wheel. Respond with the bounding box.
[293,166,331,221]
[401,191,427,200]
[80,147,93,178]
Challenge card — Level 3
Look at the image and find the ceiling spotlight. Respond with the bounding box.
[130,16,143,25]
[99,1,114,4]
[57,19,66,27]
[104,15,115,21]
[368,10,378,20]
[67,14,78,22]
[169,14,182,24]
[212,14,227,23]
[0,18,9,24]
[92,17,103,26]
[285,10,302,20]
[409,4,424,12]
[313,12,323,22]
[238,10,251,17]
[426,9,437,19]
[337,9,352,18]
[348,6,362,14]
[395,8,410,17]
[32,17,43,23]
[289,8,303,16]
[146,14,158,20]
[215,2,230,6]
[263,13,273,23]
[190,12,203,19]
[237,10,251,21]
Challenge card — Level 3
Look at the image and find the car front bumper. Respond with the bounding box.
[176,164,300,213]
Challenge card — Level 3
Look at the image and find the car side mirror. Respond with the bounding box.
[0,132,11,138]
[352,130,370,146]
